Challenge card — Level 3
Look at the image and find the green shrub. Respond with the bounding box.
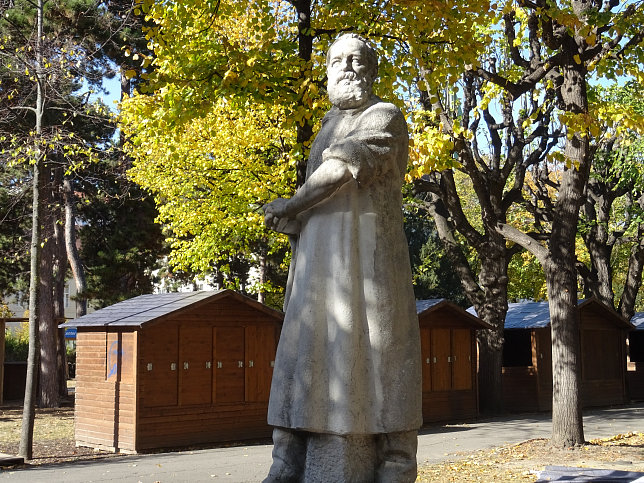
[5,322,29,362]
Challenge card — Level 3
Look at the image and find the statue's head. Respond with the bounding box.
[326,33,378,109]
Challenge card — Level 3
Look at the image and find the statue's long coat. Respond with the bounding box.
[267,96,422,435]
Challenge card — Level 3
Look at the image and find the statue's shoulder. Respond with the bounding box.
[360,98,406,131]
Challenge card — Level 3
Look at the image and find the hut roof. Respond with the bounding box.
[59,290,283,329]
[631,312,644,330]
[417,298,492,329]
[503,301,552,329]
[415,299,445,313]
[473,299,633,330]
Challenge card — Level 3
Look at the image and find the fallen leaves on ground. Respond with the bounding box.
[417,432,644,482]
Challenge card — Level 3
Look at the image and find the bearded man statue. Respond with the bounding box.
[262,33,422,483]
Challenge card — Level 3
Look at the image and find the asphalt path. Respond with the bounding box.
[1,403,642,482]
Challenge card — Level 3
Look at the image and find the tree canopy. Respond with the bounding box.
[119,0,492,292]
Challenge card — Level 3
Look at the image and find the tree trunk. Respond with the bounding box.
[546,256,584,447]
[619,195,644,320]
[57,328,68,397]
[257,249,267,304]
[619,231,644,321]
[586,243,613,307]
[294,0,313,188]
[38,164,59,408]
[19,0,45,458]
[548,55,590,447]
[20,153,42,460]
[477,328,504,413]
[475,242,509,413]
[120,65,131,101]
[580,197,615,308]
[64,178,87,317]
[52,186,68,398]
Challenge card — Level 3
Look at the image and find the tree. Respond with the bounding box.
[120,1,322,287]
[485,1,644,447]
[410,43,561,414]
[77,167,166,308]
[0,0,150,458]
[406,0,644,446]
[0,162,31,297]
[15,0,45,459]
[576,82,644,319]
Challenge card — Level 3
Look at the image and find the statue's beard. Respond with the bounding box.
[328,72,371,109]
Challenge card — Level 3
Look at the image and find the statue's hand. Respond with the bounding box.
[263,198,301,235]
[264,198,291,218]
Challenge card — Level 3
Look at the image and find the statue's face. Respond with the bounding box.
[327,37,374,109]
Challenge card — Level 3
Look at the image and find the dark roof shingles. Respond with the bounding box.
[60,290,224,328]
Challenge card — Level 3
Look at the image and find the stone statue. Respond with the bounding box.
[262,33,422,483]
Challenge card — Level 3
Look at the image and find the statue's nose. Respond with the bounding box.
[340,57,353,72]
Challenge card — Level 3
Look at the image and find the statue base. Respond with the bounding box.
[263,428,417,483]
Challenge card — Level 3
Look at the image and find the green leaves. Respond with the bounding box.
[122,92,295,273]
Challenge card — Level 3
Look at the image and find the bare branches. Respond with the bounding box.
[504,12,529,69]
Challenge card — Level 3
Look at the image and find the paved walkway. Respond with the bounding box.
[1,403,642,482]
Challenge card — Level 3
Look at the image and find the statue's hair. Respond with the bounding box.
[326,33,379,80]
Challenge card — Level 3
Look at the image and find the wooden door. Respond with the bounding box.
[451,329,472,390]
[142,326,178,408]
[420,327,432,392]
[179,326,212,406]
[213,327,245,403]
[245,325,277,402]
[431,328,451,391]
[536,330,552,382]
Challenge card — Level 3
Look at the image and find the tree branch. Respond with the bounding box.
[496,222,549,265]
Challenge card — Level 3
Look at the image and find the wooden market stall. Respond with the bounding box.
[61,290,283,453]
[627,312,644,401]
[499,299,633,412]
[416,299,492,423]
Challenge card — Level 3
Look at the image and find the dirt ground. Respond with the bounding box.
[1,403,643,481]
[0,404,124,465]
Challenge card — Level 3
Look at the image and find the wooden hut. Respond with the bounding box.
[416,299,492,423]
[499,299,633,412]
[60,290,283,453]
[627,312,644,401]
